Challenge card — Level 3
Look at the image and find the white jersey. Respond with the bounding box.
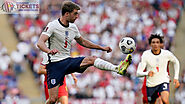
[41,19,81,64]
[137,49,180,87]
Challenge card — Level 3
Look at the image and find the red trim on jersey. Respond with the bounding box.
[44,74,49,100]
[167,61,171,82]
[141,68,148,103]
[142,76,148,103]
[167,61,170,76]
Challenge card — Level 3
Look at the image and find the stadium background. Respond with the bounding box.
[0,0,185,104]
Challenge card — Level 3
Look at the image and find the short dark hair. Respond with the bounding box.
[148,33,163,44]
[61,1,80,16]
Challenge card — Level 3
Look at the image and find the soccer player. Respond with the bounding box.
[37,64,77,104]
[37,1,132,104]
[137,34,180,104]
[142,36,165,104]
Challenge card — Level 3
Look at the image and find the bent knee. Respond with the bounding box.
[49,97,57,103]
[162,99,169,104]
[81,56,97,66]
[86,56,97,64]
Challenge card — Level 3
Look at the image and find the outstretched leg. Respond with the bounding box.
[117,54,132,75]
[80,54,132,75]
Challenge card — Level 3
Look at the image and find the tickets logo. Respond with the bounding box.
[0,0,39,14]
[1,1,17,13]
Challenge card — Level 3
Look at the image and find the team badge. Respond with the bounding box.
[51,79,56,85]
[65,31,69,37]
[147,97,152,102]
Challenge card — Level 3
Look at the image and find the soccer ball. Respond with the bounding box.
[119,37,136,54]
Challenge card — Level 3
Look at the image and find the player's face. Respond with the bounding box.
[150,38,161,51]
[68,9,79,23]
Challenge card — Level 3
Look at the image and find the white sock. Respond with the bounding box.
[94,58,117,72]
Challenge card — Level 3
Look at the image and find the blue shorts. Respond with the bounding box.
[147,82,169,102]
[46,57,85,89]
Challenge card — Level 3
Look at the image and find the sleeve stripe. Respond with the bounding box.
[47,37,51,63]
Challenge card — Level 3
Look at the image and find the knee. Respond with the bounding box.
[49,96,57,103]
[86,56,97,64]
[162,98,169,104]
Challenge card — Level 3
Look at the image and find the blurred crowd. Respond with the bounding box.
[1,0,184,103]
[0,42,30,103]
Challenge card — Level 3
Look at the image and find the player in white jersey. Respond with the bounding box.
[37,1,132,104]
[137,34,180,104]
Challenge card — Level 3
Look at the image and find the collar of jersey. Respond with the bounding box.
[151,49,161,55]
[58,18,69,28]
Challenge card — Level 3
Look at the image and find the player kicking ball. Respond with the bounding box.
[137,34,180,104]
[37,1,132,104]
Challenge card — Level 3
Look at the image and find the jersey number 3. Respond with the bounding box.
[64,31,69,48]
[163,83,168,90]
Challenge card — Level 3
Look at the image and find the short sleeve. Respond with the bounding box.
[74,24,81,38]
[41,22,54,37]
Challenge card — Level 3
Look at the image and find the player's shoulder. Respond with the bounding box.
[161,49,173,55]
[69,23,78,29]
[141,50,151,57]
[143,50,151,55]
[48,19,58,26]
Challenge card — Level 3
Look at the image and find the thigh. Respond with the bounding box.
[58,77,68,104]
[160,91,169,103]
[80,56,97,68]
[58,77,68,98]
[48,85,60,99]
[58,96,68,104]
[156,97,163,104]
[147,86,159,103]
[159,83,169,103]
[46,62,66,89]
[65,57,86,74]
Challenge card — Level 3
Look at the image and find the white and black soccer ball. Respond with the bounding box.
[119,37,136,54]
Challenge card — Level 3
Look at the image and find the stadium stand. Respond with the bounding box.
[0,15,30,103]
[2,0,184,103]
[173,9,185,104]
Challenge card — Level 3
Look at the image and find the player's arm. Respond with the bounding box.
[75,36,112,53]
[37,22,59,55]
[169,52,180,88]
[37,34,50,53]
[169,53,180,80]
[37,64,47,75]
[71,73,77,86]
[137,53,153,77]
[137,62,148,77]
[37,34,59,55]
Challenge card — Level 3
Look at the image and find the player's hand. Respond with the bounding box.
[173,79,180,88]
[148,71,154,77]
[102,46,112,53]
[48,49,59,55]
[37,64,46,75]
